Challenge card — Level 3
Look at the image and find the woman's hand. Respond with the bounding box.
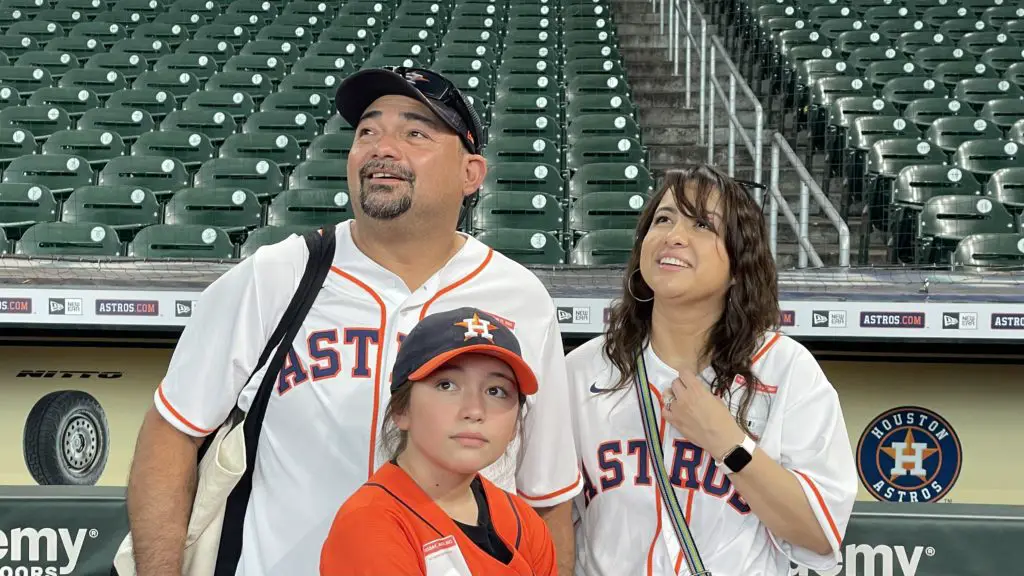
[662,373,745,461]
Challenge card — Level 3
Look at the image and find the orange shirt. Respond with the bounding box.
[320,463,557,576]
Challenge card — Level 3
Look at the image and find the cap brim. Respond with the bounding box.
[334,68,464,140]
[408,344,539,396]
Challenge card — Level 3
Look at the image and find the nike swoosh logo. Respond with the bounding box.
[590,382,603,394]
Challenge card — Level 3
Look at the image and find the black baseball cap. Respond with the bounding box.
[391,307,538,396]
[334,66,485,155]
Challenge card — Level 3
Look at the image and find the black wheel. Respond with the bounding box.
[23,390,110,486]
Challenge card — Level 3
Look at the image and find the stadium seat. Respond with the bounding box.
[127,223,235,259]
[954,139,1022,183]
[483,136,561,170]
[16,221,122,256]
[471,192,563,234]
[60,185,160,237]
[219,133,303,172]
[0,127,37,168]
[85,53,149,84]
[289,159,349,192]
[474,228,564,265]
[952,232,1024,269]
[28,86,100,119]
[570,191,649,234]
[160,109,238,144]
[79,107,156,143]
[3,154,94,197]
[43,129,126,168]
[307,132,354,161]
[888,165,983,263]
[242,110,319,145]
[163,187,262,233]
[133,130,217,171]
[917,195,1018,264]
[98,155,190,198]
[266,188,354,227]
[565,136,646,173]
[987,167,1024,221]
[0,105,72,141]
[0,183,57,237]
[481,162,564,198]
[571,228,635,265]
[195,157,285,201]
[568,162,655,200]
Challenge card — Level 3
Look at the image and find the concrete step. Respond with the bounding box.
[617,34,671,49]
[611,11,664,26]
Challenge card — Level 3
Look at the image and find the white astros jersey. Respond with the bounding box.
[566,332,858,576]
[154,220,583,576]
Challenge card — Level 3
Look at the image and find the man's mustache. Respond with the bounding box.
[359,160,415,182]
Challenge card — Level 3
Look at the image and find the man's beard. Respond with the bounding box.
[358,182,413,220]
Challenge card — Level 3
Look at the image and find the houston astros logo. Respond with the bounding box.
[404,71,427,84]
[856,406,962,503]
[455,313,495,341]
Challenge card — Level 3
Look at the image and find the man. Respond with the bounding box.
[124,67,582,575]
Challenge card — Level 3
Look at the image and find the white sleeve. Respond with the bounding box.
[154,234,307,437]
[514,307,584,508]
[769,352,859,571]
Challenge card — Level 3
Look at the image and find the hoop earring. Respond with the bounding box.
[627,269,654,303]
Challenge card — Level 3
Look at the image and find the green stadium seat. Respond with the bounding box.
[290,55,354,86]
[566,93,637,122]
[307,132,353,161]
[79,107,156,143]
[154,53,219,84]
[471,191,563,233]
[566,113,641,147]
[240,39,301,66]
[0,183,57,235]
[205,70,275,103]
[495,73,559,102]
[16,221,122,256]
[60,184,160,236]
[134,22,192,50]
[238,223,314,258]
[111,38,173,67]
[153,11,210,36]
[888,164,983,263]
[305,41,367,65]
[224,54,288,85]
[952,232,1024,269]
[568,162,655,200]
[195,157,284,200]
[160,109,237,144]
[84,53,149,84]
[181,88,257,121]
[0,127,35,167]
[864,60,923,93]
[133,130,216,170]
[492,93,560,124]
[0,66,54,98]
[43,128,125,168]
[980,46,1023,76]
[980,98,1024,133]
[242,110,318,145]
[106,88,178,123]
[954,78,1024,112]
[195,24,252,52]
[488,112,561,146]
[3,153,94,196]
[481,162,564,197]
[880,77,947,112]
[565,136,646,173]
[16,50,81,81]
[904,97,969,132]
[955,139,1022,183]
[164,186,262,233]
[276,14,330,34]
[266,188,353,227]
[932,61,997,93]
[177,38,237,67]
[497,57,558,80]
[570,229,634,265]
[0,105,71,141]
[474,228,564,265]
[98,155,190,198]
[288,159,348,192]
[67,22,128,51]
[483,136,561,170]
[917,195,1018,264]
[220,131,303,172]
[256,24,315,50]
[127,223,235,259]
[926,117,1003,156]
[569,191,648,234]
[28,86,99,118]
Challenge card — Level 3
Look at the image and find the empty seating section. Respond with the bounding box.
[727,0,1024,267]
[0,0,648,265]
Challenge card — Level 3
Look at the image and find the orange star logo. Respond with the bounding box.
[881,428,939,481]
[455,313,496,341]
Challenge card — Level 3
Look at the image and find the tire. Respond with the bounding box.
[23,390,110,486]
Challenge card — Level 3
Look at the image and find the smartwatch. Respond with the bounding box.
[718,435,756,475]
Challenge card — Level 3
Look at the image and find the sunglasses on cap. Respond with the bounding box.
[382,65,484,154]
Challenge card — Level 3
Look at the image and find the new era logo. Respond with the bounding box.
[812,312,829,327]
[943,313,959,328]
[556,308,573,323]
[174,300,197,317]
[943,312,977,330]
[48,298,82,315]
[811,310,847,328]
[49,299,64,314]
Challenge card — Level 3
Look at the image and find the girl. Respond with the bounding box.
[566,164,858,576]
[320,306,556,575]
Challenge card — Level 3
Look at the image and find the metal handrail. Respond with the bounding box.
[650,0,851,268]
[772,133,851,267]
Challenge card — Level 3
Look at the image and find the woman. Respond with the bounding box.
[320,306,556,575]
[566,164,858,576]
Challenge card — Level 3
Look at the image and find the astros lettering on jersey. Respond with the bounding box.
[566,332,858,576]
[154,221,583,575]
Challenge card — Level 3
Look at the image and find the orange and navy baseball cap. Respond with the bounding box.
[334,66,485,155]
[391,307,537,396]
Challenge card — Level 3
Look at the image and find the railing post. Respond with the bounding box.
[754,105,763,192]
[660,0,665,35]
[685,0,692,108]
[769,142,780,258]
[671,0,678,74]
[699,19,706,145]
[728,74,736,177]
[707,44,715,164]
[799,182,809,269]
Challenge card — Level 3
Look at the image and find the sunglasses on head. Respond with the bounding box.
[385,66,481,153]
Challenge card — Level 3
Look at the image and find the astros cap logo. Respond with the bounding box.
[455,313,495,341]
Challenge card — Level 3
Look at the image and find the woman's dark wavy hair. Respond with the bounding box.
[602,164,780,436]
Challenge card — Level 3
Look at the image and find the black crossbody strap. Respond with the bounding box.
[212,225,337,576]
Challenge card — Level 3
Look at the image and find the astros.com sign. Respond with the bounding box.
[790,544,935,576]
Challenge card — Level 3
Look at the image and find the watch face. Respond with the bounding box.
[724,446,753,472]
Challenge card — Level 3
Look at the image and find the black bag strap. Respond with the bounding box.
[212,225,337,576]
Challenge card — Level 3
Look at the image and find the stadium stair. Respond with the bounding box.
[613,0,856,267]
